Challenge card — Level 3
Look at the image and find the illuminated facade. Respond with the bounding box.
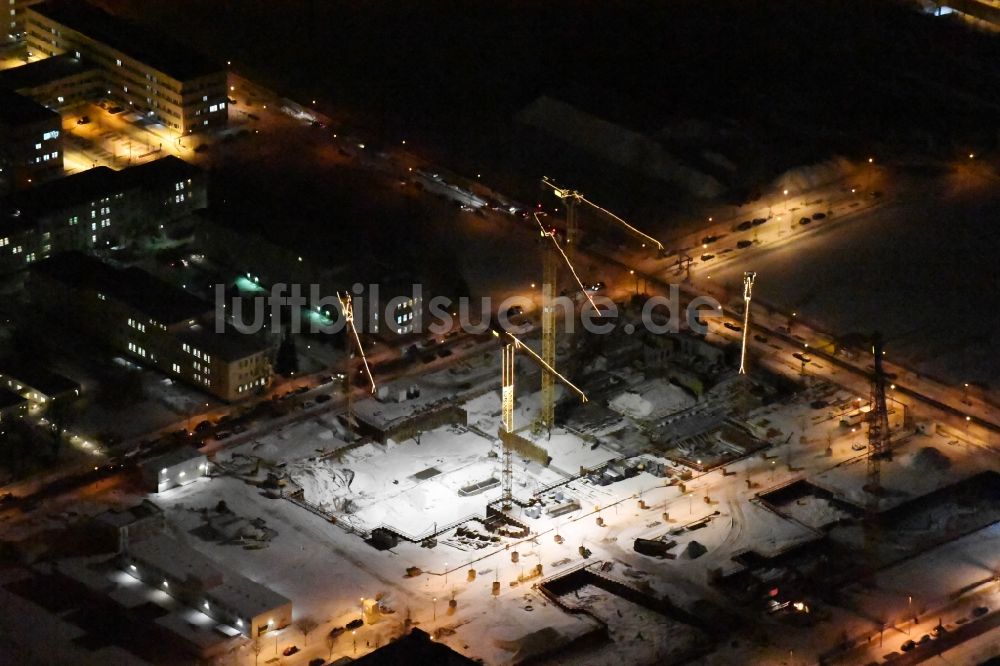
[0,88,62,194]
[5,0,42,43]
[25,1,227,134]
[0,156,207,274]
[32,253,273,402]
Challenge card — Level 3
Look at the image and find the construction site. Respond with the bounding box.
[131,183,996,665]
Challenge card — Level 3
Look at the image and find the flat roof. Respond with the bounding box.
[0,88,60,126]
[0,156,201,230]
[141,447,205,472]
[93,499,162,529]
[0,364,80,397]
[175,325,272,363]
[126,535,290,618]
[0,388,28,410]
[33,252,212,326]
[30,1,223,82]
[0,54,96,91]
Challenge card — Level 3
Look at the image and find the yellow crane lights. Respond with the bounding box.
[541,176,664,252]
[337,292,376,394]
[534,213,599,314]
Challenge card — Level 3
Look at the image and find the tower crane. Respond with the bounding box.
[493,329,588,509]
[541,176,665,253]
[532,214,598,434]
[863,333,892,562]
[536,179,663,433]
[337,292,376,437]
[738,271,756,375]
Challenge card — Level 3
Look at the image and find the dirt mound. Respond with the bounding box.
[682,540,707,559]
[911,446,951,472]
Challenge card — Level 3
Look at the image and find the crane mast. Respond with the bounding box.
[494,330,587,509]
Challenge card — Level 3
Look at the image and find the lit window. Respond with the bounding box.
[116,58,122,66]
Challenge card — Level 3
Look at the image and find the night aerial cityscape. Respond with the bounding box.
[0,1,997,664]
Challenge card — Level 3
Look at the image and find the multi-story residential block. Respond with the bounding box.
[5,0,42,43]
[32,253,273,402]
[0,155,206,274]
[0,87,62,194]
[0,363,79,410]
[0,53,102,110]
[0,387,28,423]
[25,1,227,134]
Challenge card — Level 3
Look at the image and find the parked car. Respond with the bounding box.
[346,618,363,630]
[799,217,812,225]
[737,240,753,249]
[811,212,826,220]
[315,394,332,403]
[900,640,916,652]
[754,334,768,343]
[77,115,91,124]
[701,235,719,245]
[282,645,300,656]
[723,322,742,332]
[752,217,767,226]
[701,253,715,261]
[736,220,753,231]
[972,606,989,617]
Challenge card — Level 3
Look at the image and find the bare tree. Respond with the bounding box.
[296,616,319,645]
[251,637,263,666]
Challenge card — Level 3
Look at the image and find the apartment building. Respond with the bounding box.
[0,155,206,274]
[0,87,62,194]
[25,1,227,134]
[32,253,273,402]
[0,53,102,110]
[5,0,42,43]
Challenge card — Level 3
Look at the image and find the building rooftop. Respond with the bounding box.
[175,324,272,363]
[353,628,478,665]
[0,363,80,398]
[33,252,212,326]
[0,388,27,410]
[0,88,60,126]
[140,447,205,473]
[93,499,162,530]
[0,54,95,91]
[29,1,223,82]
[0,156,201,232]
[126,535,291,619]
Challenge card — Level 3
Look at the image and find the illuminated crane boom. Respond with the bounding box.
[493,329,587,507]
[338,293,376,395]
[738,271,756,375]
[542,176,664,252]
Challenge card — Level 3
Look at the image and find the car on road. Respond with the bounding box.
[792,352,812,363]
[282,646,299,656]
[736,220,753,231]
[972,606,989,617]
[723,322,742,332]
[736,240,752,249]
[700,253,715,261]
[811,212,826,220]
[851,443,867,451]
[346,618,363,630]
[752,217,767,226]
[799,217,812,225]
[701,235,719,245]
[588,281,606,292]
[108,105,125,114]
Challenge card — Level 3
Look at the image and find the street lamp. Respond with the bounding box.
[433,596,437,620]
